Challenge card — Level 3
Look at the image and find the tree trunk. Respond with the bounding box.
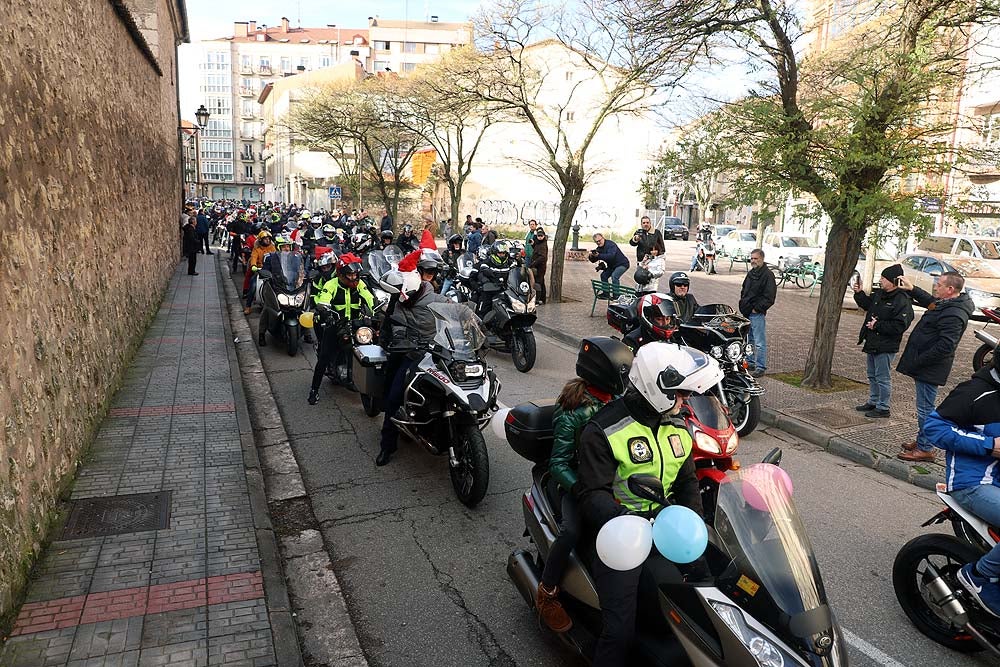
[549,179,585,303]
[801,221,866,389]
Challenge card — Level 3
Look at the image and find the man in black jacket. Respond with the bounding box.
[628,216,665,262]
[852,264,914,418]
[738,249,777,378]
[895,272,975,461]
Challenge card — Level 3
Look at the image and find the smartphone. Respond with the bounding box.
[852,272,861,290]
[896,276,905,287]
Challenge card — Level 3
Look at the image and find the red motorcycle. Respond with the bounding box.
[973,307,999,372]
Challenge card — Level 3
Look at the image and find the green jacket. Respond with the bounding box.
[549,397,606,492]
[315,277,374,319]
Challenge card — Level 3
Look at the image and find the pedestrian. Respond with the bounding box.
[528,228,548,305]
[467,222,484,255]
[483,223,498,246]
[196,209,212,254]
[851,264,914,418]
[628,216,664,262]
[179,206,192,257]
[738,249,777,378]
[182,216,200,275]
[381,208,393,232]
[895,272,975,461]
[589,233,630,287]
[524,219,539,262]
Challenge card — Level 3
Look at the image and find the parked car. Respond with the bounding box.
[712,225,736,246]
[761,233,824,268]
[899,252,1000,318]
[916,234,1000,261]
[661,217,689,241]
[718,229,758,257]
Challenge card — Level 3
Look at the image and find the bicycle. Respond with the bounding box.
[774,258,821,288]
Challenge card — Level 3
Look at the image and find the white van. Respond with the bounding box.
[917,234,1000,261]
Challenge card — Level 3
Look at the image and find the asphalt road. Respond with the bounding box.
[232,267,993,667]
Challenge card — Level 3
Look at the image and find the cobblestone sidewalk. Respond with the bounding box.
[0,256,296,666]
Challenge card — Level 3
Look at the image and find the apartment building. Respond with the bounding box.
[187,16,472,201]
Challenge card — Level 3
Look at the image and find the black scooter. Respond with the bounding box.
[257,251,309,356]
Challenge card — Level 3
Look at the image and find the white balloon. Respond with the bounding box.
[490,408,511,441]
[596,515,653,571]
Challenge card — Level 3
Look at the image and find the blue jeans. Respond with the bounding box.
[747,313,767,371]
[600,264,627,285]
[440,278,454,296]
[865,352,895,411]
[951,485,1000,579]
[915,380,939,452]
[246,274,257,309]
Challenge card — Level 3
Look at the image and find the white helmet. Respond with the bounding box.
[378,270,422,300]
[628,343,723,414]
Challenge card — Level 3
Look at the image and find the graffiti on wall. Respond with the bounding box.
[476,200,621,232]
[955,221,999,238]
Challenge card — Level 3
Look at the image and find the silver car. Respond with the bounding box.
[899,253,1000,319]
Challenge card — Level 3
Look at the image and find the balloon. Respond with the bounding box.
[652,505,709,564]
[298,311,314,329]
[490,408,511,441]
[742,463,793,511]
[596,515,653,571]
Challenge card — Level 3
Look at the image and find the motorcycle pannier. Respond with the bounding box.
[605,301,634,333]
[505,399,557,463]
[353,344,387,397]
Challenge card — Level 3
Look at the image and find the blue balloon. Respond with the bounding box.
[652,505,709,564]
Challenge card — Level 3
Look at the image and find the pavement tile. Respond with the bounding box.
[68,616,143,660]
[0,627,77,666]
[136,639,208,666]
[207,629,276,666]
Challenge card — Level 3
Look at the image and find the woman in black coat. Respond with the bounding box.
[182,218,200,275]
[529,228,549,304]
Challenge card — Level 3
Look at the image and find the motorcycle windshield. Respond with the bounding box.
[428,303,486,357]
[277,252,305,290]
[685,394,730,431]
[366,250,390,278]
[694,304,735,316]
[383,246,403,269]
[714,468,845,661]
[506,266,531,296]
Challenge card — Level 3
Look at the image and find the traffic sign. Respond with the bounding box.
[258,186,264,193]
[328,186,343,200]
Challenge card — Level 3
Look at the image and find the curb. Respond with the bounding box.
[216,257,369,666]
[534,319,940,492]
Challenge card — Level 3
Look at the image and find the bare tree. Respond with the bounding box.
[621,0,1000,387]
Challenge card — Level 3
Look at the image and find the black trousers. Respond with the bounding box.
[541,488,579,588]
[534,269,546,303]
[311,324,347,391]
[379,355,416,455]
[187,252,198,274]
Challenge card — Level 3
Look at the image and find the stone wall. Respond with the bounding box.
[0,0,187,624]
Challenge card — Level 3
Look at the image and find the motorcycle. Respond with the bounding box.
[257,251,309,356]
[505,431,848,666]
[972,307,999,372]
[893,482,1000,656]
[353,302,501,507]
[694,240,718,274]
[465,254,538,372]
[312,304,378,397]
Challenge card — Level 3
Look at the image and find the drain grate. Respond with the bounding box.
[61,492,172,540]
[790,407,873,430]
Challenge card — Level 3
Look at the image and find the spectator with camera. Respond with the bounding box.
[589,233,630,289]
[628,216,664,261]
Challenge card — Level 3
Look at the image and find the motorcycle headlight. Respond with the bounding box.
[726,341,743,362]
[694,430,722,455]
[509,298,526,313]
[277,293,291,307]
[744,343,754,357]
[355,326,374,345]
[464,363,485,378]
[709,601,792,667]
[526,297,536,312]
[710,345,724,359]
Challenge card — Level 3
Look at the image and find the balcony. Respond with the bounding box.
[240,153,255,162]
[239,65,254,74]
[964,158,1000,181]
[258,65,273,76]
[238,87,258,97]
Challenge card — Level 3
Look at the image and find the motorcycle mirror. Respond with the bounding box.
[761,447,783,466]
[627,474,668,506]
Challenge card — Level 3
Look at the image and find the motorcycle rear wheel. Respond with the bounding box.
[892,533,985,653]
[973,343,994,372]
[512,330,537,373]
[450,423,490,507]
[729,394,761,437]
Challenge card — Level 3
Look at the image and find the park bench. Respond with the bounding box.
[729,251,751,272]
[590,280,636,316]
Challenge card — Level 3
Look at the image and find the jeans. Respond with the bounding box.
[915,380,940,452]
[246,274,257,308]
[440,278,454,296]
[747,313,767,371]
[952,485,1000,579]
[600,264,627,285]
[865,352,895,411]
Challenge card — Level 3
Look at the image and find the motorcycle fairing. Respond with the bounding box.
[936,487,997,546]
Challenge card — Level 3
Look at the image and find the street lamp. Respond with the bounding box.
[195,104,210,129]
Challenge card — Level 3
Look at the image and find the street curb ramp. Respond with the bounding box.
[217,257,369,667]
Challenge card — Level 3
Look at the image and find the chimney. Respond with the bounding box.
[248,21,257,33]
[234,21,249,38]
[281,16,290,33]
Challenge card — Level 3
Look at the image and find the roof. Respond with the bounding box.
[217,26,369,45]
[369,19,472,30]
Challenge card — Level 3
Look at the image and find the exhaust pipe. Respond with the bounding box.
[975,329,998,347]
[507,549,541,608]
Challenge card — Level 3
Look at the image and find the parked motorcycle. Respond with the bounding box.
[505,433,848,666]
[893,482,1000,655]
[353,302,501,506]
[972,307,999,372]
[257,251,309,356]
[694,240,718,274]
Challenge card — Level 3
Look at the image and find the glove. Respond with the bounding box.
[252,266,260,272]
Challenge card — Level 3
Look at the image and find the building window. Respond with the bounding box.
[241,54,252,71]
[202,160,234,181]
[242,143,254,160]
[983,114,1000,145]
[402,62,417,73]
[203,118,232,138]
[299,56,310,70]
[403,41,418,53]
[425,43,440,55]
[376,40,391,50]
[565,71,573,81]
[373,60,390,72]
[320,54,331,67]
[201,140,233,160]
[244,165,254,179]
[280,56,291,73]
[565,111,575,122]
[241,99,257,117]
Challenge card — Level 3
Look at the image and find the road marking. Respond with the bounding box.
[841,628,907,667]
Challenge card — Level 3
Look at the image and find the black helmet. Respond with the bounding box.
[380,230,394,242]
[576,337,633,396]
[668,272,690,293]
[402,223,414,234]
[448,234,463,249]
[634,266,652,286]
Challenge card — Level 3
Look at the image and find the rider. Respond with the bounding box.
[379,230,395,250]
[307,253,375,404]
[690,225,716,274]
[257,235,299,346]
[667,272,699,323]
[316,224,341,257]
[577,342,718,666]
[474,240,514,319]
[376,269,451,466]
[536,338,633,633]
[924,350,1000,616]
[396,223,421,253]
[244,230,273,315]
[440,234,465,295]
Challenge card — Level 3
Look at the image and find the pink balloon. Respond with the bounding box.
[742,463,794,511]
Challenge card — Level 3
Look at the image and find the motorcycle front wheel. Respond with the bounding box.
[286,324,299,357]
[973,343,994,372]
[450,423,490,507]
[512,330,537,373]
[728,393,761,437]
[892,533,985,653]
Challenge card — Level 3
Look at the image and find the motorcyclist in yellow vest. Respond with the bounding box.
[308,254,375,404]
[577,342,723,667]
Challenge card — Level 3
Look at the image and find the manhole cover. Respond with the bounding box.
[790,407,872,430]
[62,492,171,540]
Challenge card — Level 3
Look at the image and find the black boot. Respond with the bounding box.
[375,448,394,466]
[308,388,319,405]
[258,332,267,346]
